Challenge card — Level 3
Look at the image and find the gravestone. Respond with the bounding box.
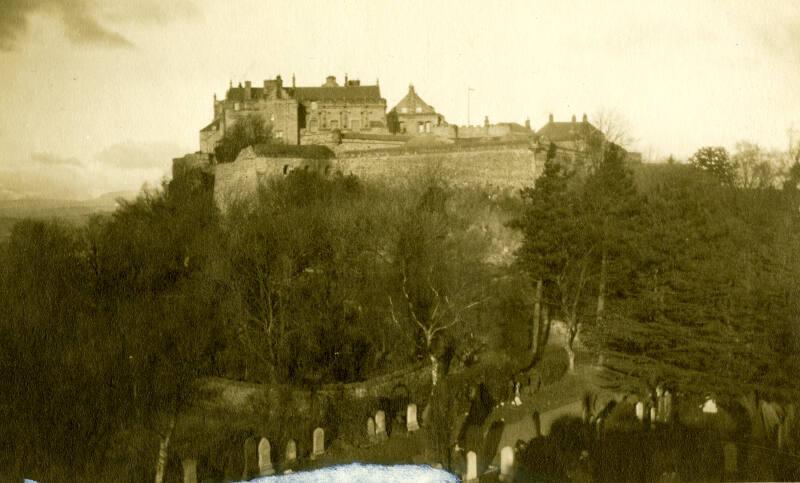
[367,417,376,442]
[465,451,478,482]
[723,443,737,476]
[258,437,274,476]
[243,438,258,479]
[375,410,388,441]
[663,391,673,422]
[407,403,419,432]
[499,446,514,481]
[532,410,541,438]
[285,439,297,464]
[650,407,657,428]
[312,428,325,459]
[635,401,645,422]
[182,458,197,483]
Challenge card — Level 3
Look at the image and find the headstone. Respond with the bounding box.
[650,407,657,427]
[312,427,325,459]
[635,401,645,422]
[367,417,376,442]
[375,410,388,441]
[723,442,737,475]
[182,458,197,483]
[663,391,673,422]
[257,437,274,476]
[532,410,541,438]
[465,451,478,482]
[499,446,514,481]
[407,403,420,432]
[285,439,297,464]
[702,398,718,414]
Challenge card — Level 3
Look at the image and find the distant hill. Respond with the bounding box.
[0,191,137,241]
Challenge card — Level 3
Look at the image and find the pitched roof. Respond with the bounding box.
[288,85,383,103]
[391,85,436,114]
[224,84,383,103]
[536,120,603,143]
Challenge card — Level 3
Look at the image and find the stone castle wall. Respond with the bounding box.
[212,145,542,209]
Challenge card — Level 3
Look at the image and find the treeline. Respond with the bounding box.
[516,143,800,400]
[0,168,519,480]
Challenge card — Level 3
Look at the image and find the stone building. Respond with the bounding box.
[536,113,604,152]
[199,75,388,153]
[389,84,446,135]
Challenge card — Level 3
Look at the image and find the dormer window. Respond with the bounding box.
[400,107,408,114]
[415,107,422,113]
[311,102,318,110]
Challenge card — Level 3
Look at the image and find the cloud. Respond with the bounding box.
[0,0,198,51]
[30,152,83,167]
[94,142,183,170]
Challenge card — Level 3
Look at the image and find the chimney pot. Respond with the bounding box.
[548,113,554,123]
[582,113,588,123]
[571,114,576,123]
[244,81,252,101]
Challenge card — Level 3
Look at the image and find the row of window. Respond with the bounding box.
[399,107,424,114]
[307,119,365,131]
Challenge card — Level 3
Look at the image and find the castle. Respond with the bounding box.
[182,74,640,208]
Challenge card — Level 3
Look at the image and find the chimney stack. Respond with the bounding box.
[276,75,283,98]
[345,73,349,85]
[292,73,296,88]
[244,81,252,101]
[571,114,576,123]
[582,113,588,123]
[409,83,415,94]
[484,115,489,128]
[525,118,531,130]
[548,113,554,123]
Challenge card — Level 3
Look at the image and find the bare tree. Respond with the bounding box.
[592,108,636,149]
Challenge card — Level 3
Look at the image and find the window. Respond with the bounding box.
[329,120,339,129]
[275,131,283,139]
[311,102,318,110]
[234,102,240,111]
[283,165,289,175]
[400,107,408,114]
[417,122,424,133]
[309,119,318,132]
[425,121,431,133]
[415,107,422,113]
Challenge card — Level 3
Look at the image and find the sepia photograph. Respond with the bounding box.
[1,1,799,481]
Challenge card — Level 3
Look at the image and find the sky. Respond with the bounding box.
[1,0,798,200]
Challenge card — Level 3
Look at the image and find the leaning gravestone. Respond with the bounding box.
[312,427,325,459]
[465,451,478,482]
[375,410,388,442]
[258,437,274,476]
[285,439,297,464]
[407,403,420,432]
[367,417,377,442]
[499,446,514,481]
[182,458,197,483]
